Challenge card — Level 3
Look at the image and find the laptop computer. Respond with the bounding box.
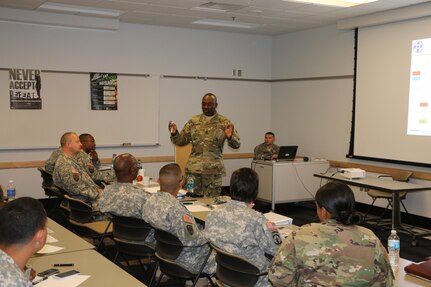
[277,146,298,161]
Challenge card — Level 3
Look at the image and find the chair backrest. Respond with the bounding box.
[211,243,263,287]
[175,144,192,177]
[392,171,413,182]
[154,228,184,260]
[66,195,94,223]
[37,167,54,187]
[112,214,152,241]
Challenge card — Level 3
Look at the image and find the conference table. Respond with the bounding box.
[396,258,430,287]
[29,219,147,286]
[32,219,94,257]
[314,172,431,245]
[28,249,146,287]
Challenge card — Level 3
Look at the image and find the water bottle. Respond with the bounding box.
[388,229,400,272]
[111,154,117,169]
[6,180,16,201]
[187,175,194,194]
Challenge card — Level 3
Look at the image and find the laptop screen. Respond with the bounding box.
[277,146,298,161]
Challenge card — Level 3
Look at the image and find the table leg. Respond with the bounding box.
[392,191,401,230]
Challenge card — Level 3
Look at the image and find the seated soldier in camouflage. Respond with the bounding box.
[141,163,215,276]
[269,182,393,287]
[53,132,103,208]
[99,153,155,247]
[79,133,101,169]
[253,132,280,161]
[46,133,115,184]
[0,197,48,287]
[205,168,281,287]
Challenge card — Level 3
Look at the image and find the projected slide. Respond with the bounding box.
[407,38,431,136]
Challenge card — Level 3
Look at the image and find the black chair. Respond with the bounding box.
[365,171,413,226]
[210,243,268,287]
[37,167,63,206]
[65,195,112,250]
[152,228,215,287]
[111,214,156,275]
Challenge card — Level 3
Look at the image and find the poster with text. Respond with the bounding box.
[9,68,42,109]
[90,73,118,110]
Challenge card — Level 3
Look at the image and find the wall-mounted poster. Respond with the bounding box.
[9,68,42,109]
[90,73,118,110]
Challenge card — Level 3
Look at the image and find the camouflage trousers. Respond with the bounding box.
[189,173,222,197]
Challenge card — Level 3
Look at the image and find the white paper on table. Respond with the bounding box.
[37,244,64,254]
[47,228,54,234]
[35,275,90,287]
[185,205,212,212]
[143,186,160,194]
[46,234,58,243]
[264,212,293,226]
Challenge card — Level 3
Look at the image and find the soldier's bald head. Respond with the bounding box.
[60,132,77,147]
[114,153,138,182]
[159,163,182,194]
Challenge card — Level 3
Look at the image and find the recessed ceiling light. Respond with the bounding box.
[191,2,246,13]
[284,0,378,8]
[192,19,259,29]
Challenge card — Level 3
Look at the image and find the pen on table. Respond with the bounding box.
[52,263,74,267]
[33,276,48,285]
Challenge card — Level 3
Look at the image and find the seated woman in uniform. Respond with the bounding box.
[205,168,281,287]
[269,181,393,287]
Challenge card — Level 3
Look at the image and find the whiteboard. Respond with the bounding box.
[0,70,159,149]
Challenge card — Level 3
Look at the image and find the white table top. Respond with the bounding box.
[33,219,94,257]
[315,172,431,192]
[28,249,146,287]
[395,258,430,287]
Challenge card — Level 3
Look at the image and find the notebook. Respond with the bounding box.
[277,146,298,161]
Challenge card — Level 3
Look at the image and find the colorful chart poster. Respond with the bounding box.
[90,73,118,110]
[9,68,42,109]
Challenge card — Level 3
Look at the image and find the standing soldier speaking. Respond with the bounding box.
[169,93,240,197]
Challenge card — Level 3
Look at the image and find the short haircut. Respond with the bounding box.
[79,133,92,142]
[0,197,47,246]
[315,182,362,225]
[60,132,76,147]
[265,132,275,137]
[159,163,182,192]
[203,93,217,103]
[230,168,259,203]
[114,153,137,178]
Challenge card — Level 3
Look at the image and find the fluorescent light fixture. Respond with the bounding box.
[191,6,227,13]
[191,2,246,13]
[192,19,259,29]
[38,2,124,18]
[0,7,119,30]
[285,0,378,8]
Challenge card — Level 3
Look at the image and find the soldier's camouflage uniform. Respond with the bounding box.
[205,200,281,287]
[269,219,393,287]
[53,152,101,207]
[0,249,32,287]
[141,191,215,274]
[171,113,240,197]
[99,182,155,247]
[253,143,280,160]
[46,149,114,183]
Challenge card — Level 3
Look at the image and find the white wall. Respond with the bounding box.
[271,25,431,218]
[0,20,272,198]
